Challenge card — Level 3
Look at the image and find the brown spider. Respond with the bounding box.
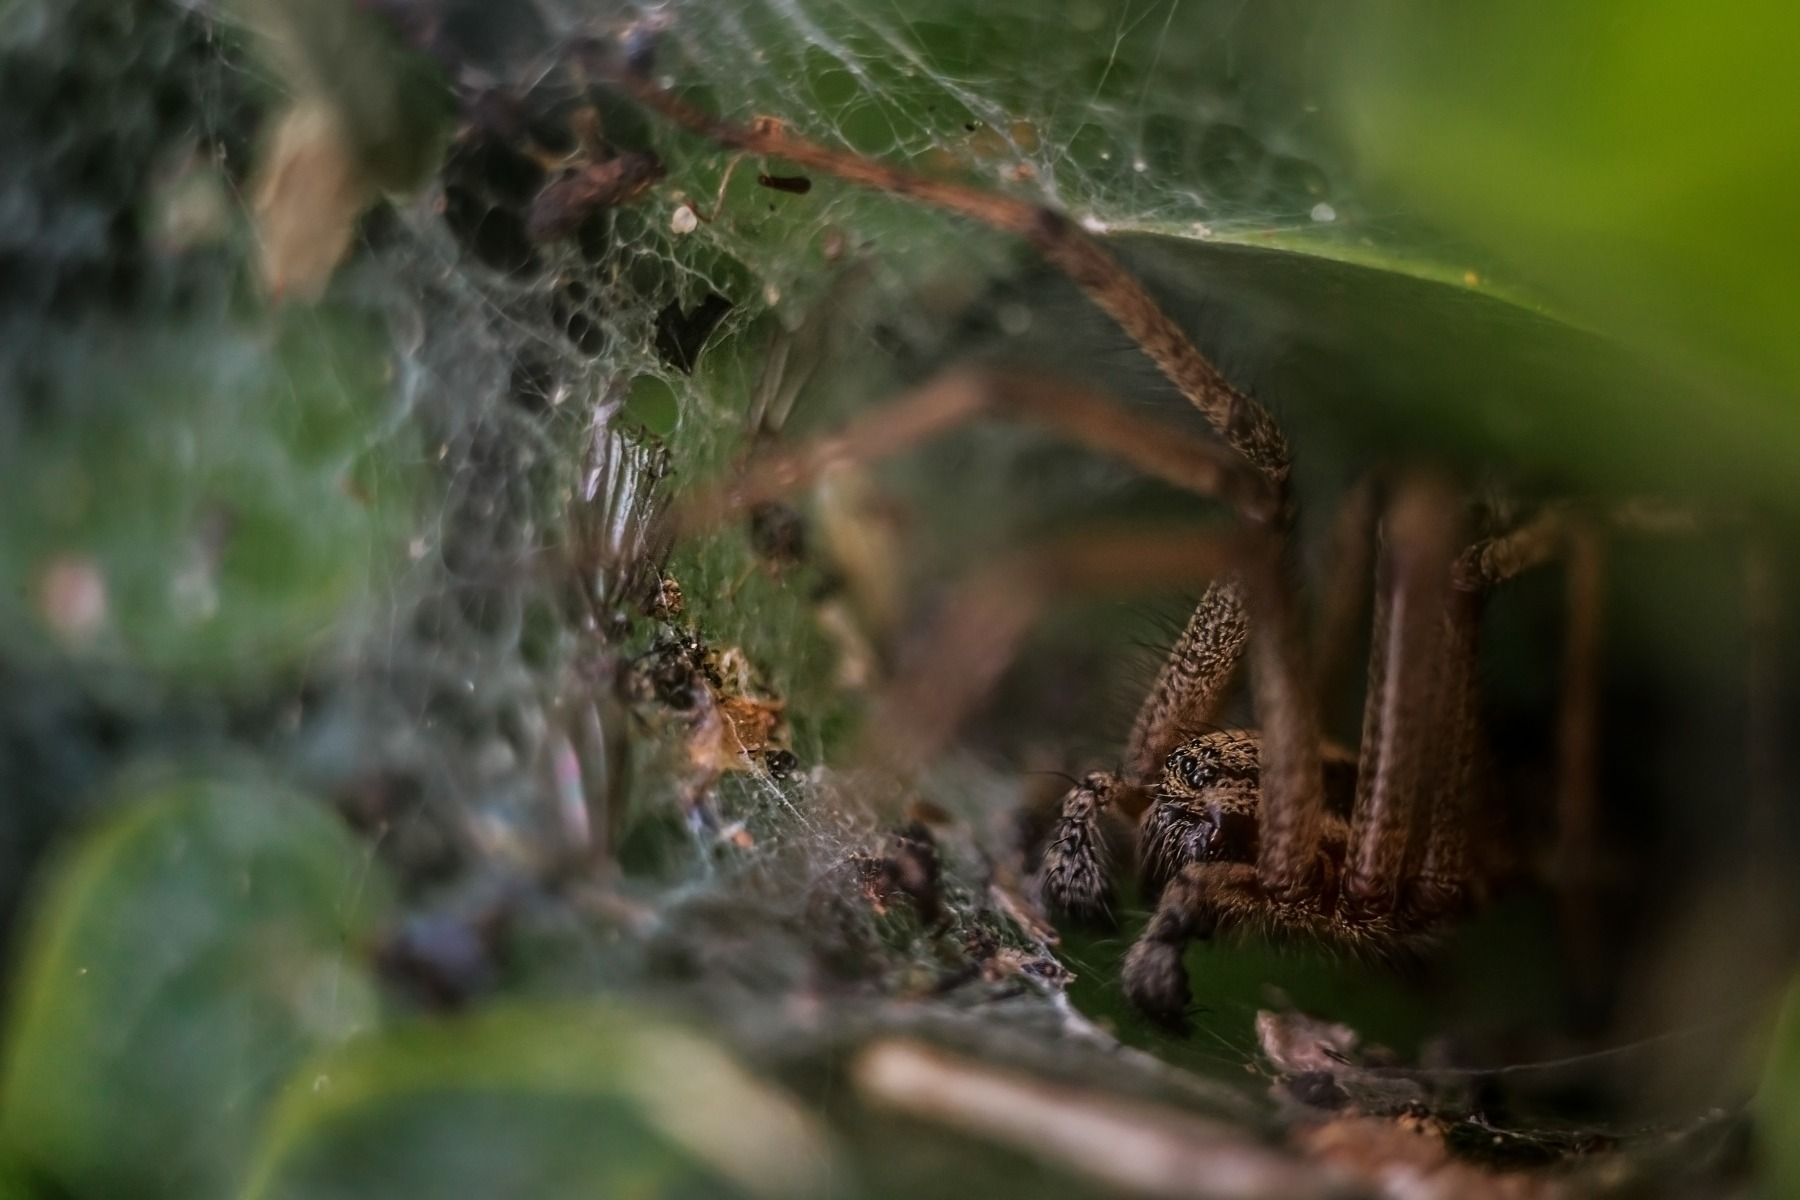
[588,48,1640,1030]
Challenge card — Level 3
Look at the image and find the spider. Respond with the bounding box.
[585,46,1680,1030]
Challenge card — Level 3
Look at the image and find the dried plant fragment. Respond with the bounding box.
[527,151,664,241]
[1298,1115,1565,1200]
[253,101,372,300]
[1257,1010,1362,1076]
[853,1040,1335,1200]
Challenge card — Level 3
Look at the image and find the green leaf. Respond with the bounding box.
[241,1001,832,1200]
[1333,1,1800,430]
[0,306,417,677]
[1,774,388,1200]
[1761,981,1800,1189]
[1122,236,1800,506]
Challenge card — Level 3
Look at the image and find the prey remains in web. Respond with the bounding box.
[577,36,1666,1034]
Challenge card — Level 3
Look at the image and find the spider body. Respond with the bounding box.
[1039,723,1463,1029]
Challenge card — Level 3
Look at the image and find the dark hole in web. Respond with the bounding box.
[654,293,733,374]
[440,184,537,276]
[446,131,546,208]
[508,353,556,414]
[553,283,610,357]
[576,211,612,263]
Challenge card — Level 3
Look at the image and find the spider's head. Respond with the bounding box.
[1140,733,1263,898]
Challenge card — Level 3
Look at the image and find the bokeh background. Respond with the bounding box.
[4,0,1800,1196]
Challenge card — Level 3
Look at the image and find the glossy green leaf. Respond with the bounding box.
[1,774,388,1200]
[242,1001,832,1200]
[1334,1,1800,423]
[1120,236,1799,506]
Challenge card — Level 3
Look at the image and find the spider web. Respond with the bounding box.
[0,0,1383,1022]
[0,4,1763,1186]
[0,0,1523,1121]
[321,0,1370,882]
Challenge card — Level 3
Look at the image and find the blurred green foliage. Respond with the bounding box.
[1761,984,1800,1187]
[5,0,1800,1195]
[243,1003,828,1200]
[0,775,388,1200]
[223,0,451,191]
[1336,1,1800,475]
[0,310,414,677]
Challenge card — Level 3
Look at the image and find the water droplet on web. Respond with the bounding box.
[1309,202,1336,223]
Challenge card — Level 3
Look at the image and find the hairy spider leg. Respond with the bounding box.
[1341,477,1466,920]
[1123,579,1251,790]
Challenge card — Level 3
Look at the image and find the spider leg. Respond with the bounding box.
[1123,579,1250,787]
[1413,500,1634,926]
[1545,517,1606,994]
[1245,547,1334,904]
[594,55,1293,495]
[674,366,1276,537]
[1035,770,1138,922]
[1453,505,1566,590]
[1121,861,1263,1031]
[1342,477,1465,922]
[1408,585,1488,920]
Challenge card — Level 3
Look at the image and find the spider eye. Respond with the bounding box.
[1173,751,1214,791]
